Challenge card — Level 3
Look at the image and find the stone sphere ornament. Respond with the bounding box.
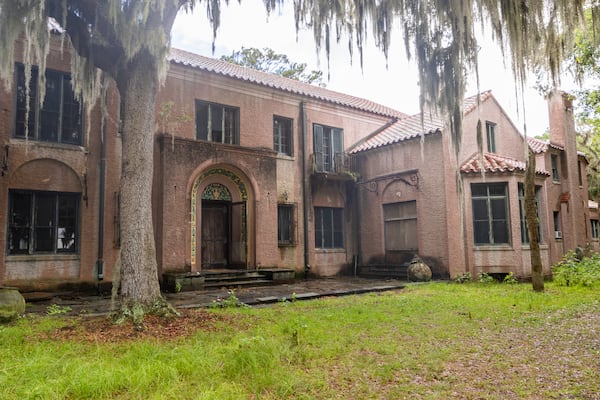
[407,256,432,282]
[0,287,26,323]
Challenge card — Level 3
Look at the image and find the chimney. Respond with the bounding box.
[547,90,585,249]
[548,90,574,149]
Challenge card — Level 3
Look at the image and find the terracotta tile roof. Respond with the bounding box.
[462,90,493,114]
[461,152,550,176]
[349,113,444,153]
[527,137,565,153]
[168,48,407,119]
[349,91,494,153]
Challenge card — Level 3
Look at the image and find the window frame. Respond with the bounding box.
[591,219,599,240]
[273,115,293,156]
[195,99,240,144]
[277,203,296,246]
[486,121,496,153]
[14,64,83,145]
[518,183,542,244]
[551,154,560,182]
[383,201,418,252]
[471,183,510,245]
[314,207,344,249]
[7,190,80,255]
[313,124,343,173]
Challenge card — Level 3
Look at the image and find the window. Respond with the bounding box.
[314,207,344,248]
[486,122,496,153]
[278,204,295,245]
[591,219,599,239]
[553,211,562,239]
[274,116,293,156]
[15,65,82,144]
[7,191,79,255]
[195,100,239,144]
[578,160,583,186]
[472,183,509,245]
[551,154,560,181]
[383,201,418,251]
[518,183,542,244]
[313,124,343,173]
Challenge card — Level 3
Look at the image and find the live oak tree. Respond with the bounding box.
[0,0,596,317]
[221,47,325,86]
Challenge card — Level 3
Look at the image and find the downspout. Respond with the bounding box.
[95,84,108,282]
[300,101,310,278]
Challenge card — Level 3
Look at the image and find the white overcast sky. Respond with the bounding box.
[171,0,580,136]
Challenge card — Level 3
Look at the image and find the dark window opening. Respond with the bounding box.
[8,190,79,255]
[15,65,82,145]
[274,116,293,156]
[472,183,509,245]
[591,219,599,239]
[314,207,344,248]
[551,154,560,182]
[313,124,343,173]
[486,122,496,153]
[278,204,295,245]
[518,183,542,244]
[195,100,239,144]
[553,211,562,239]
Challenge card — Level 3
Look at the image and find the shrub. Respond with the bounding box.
[477,272,496,284]
[552,251,600,288]
[453,272,472,283]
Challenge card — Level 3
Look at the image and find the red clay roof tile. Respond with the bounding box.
[168,48,407,119]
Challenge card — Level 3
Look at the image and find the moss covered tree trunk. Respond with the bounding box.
[526,150,544,292]
[115,52,164,312]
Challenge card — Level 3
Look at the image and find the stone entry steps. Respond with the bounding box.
[162,268,296,292]
[204,271,272,289]
[357,264,409,280]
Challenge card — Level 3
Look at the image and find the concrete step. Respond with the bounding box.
[204,279,273,289]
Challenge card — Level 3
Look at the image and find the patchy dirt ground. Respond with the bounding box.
[44,309,233,342]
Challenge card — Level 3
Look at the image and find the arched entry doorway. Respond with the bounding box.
[191,168,249,271]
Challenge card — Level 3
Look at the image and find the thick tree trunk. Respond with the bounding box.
[116,52,164,312]
[525,150,545,292]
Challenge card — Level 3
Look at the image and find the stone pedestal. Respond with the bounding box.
[0,287,26,323]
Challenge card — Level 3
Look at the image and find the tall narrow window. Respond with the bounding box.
[578,160,583,186]
[313,124,343,173]
[383,201,418,251]
[551,154,560,182]
[486,122,496,153]
[518,183,542,244]
[195,100,239,144]
[553,211,562,239]
[14,65,82,144]
[273,116,293,156]
[472,183,509,245]
[278,204,295,245]
[591,219,599,239]
[8,191,79,254]
[314,207,344,248]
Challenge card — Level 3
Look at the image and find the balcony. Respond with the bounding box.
[310,152,358,181]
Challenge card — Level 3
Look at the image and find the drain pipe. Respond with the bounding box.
[300,101,310,278]
[95,85,108,283]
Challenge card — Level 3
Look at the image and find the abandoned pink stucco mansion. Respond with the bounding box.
[0,36,596,291]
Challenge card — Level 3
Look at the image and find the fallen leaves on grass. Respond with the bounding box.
[44,309,233,343]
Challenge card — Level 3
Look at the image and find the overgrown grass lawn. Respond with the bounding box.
[1,283,599,399]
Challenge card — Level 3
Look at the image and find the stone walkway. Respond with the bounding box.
[24,277,407,316]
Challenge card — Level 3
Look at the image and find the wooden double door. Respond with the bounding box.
[201,200,246,269]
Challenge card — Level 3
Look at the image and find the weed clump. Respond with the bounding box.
[552,251,600,288]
